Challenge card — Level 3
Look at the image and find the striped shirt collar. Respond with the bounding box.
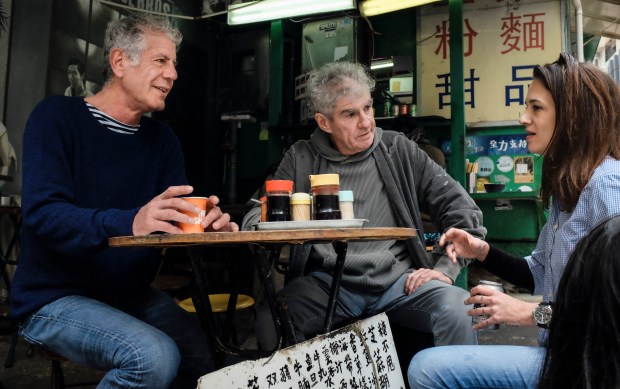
[85,102,140,135]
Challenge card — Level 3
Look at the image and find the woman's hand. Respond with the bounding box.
[466,285,538,330]
[405,268,452,294]
[439,228,490,263]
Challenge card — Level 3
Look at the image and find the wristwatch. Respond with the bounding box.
[532,302,553,329]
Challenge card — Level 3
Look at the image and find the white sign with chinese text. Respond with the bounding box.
[198,313,405,389]
[417,0,563,122]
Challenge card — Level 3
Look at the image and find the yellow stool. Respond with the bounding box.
[179,294,254,313]
[179,294,254,345]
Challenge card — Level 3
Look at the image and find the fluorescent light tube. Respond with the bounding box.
[370,59,394,70]
[360,0,440,17]
[228,0,357,25]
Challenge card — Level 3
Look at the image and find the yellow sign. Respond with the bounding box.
[418,0,563,122]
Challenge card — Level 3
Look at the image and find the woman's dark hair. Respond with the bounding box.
[535,53,620,211]
[538,215,620,388]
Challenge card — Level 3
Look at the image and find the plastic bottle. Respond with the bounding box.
[291,193,311,221]
[339,190,355,220]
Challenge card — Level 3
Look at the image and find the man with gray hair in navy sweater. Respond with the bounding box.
[10,13,237,389]
[243,61,485,351]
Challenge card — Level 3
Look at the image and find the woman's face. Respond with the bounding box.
[519,78,556,155]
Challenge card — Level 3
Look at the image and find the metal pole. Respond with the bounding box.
[449,0,466,187]
[572,0,584,62]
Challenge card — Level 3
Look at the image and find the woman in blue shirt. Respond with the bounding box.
[539,215,620,388]
[408,53,620,388]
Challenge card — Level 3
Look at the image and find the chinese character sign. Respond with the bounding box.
[471,134,529,156]
[442,134,529,157]
[198,313,405,389]
[418,0,562,122]
[441,133,541,192]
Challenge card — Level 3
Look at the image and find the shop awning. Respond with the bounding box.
[572,0,620,40]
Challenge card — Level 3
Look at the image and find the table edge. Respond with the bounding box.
[109,227,417,248]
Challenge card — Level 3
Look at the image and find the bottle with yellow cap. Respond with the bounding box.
[309,174,341,220]
[291,192,311,221]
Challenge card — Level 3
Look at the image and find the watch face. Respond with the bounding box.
[535,304,552,324]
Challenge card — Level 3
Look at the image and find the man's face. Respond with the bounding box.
[122,31,178,113]
[315,84,375,156]
[519,78,556,155]
[67,65,83,88]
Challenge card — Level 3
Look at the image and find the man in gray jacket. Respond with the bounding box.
[242,61,485,349]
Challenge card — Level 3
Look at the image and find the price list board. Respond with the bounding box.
[198,313,405,389]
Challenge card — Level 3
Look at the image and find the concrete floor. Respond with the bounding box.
[0,263,539,389]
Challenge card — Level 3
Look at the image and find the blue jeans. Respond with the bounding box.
[256,272,477,349]
[19,288,213,389]
[408,345,545,388]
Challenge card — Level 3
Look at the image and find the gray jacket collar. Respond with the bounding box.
[310,127,383,163]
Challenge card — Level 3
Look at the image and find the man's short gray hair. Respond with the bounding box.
[103,13,182,83]
[306,61,375,118]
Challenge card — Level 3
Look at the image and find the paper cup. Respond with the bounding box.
[178,196,208,233]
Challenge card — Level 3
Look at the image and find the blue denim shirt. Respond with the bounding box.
[526,157,620,303]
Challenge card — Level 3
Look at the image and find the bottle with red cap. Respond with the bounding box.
[265,180,294,222]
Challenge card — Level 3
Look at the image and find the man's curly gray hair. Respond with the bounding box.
[306,61,375,118]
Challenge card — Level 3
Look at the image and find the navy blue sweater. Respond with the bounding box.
[10,96,187,322]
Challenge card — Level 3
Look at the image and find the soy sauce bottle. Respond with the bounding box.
[309,174,341,220]
[265,180,293,222]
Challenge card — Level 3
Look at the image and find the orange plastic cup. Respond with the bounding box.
[178,196,208,233]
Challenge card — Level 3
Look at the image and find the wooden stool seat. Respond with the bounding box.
[38,347,67,362]
[179,294,254,313]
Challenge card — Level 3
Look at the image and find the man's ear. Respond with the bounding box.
[315,112,332,133]
[109,48,126,78]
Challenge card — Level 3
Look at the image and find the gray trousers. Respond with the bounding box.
[256,271,477,350]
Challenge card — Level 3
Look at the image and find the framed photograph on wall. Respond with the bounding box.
[0,0,17,188]
[0,0,12,121]
[47,0,120,96]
